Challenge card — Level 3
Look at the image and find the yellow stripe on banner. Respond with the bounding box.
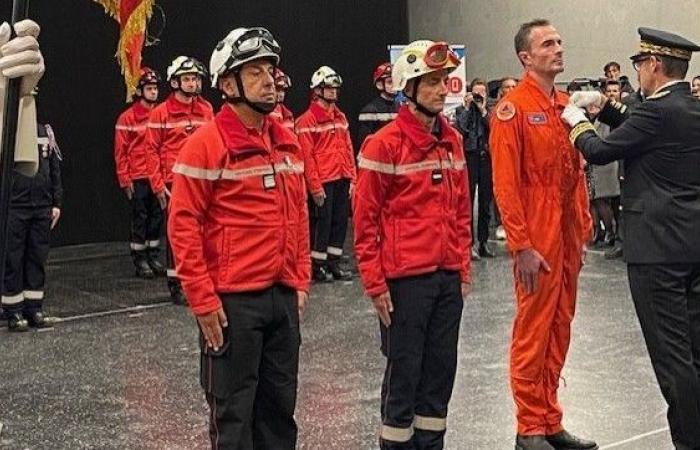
[117,0,156,101]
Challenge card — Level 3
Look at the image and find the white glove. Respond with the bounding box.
[561,104,589,127]
[0,19,44,96]
[569,91,605,109]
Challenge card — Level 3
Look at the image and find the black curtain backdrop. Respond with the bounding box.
[1,0,408,246]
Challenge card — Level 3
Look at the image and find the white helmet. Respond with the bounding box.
[391,40,460,93]
[210,27,281,88]
[167,56,205,82]
[310,66,343,89]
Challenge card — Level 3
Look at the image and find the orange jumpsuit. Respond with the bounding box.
[489,72,592,436]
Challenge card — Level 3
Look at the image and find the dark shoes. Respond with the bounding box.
[516,435,555,450]
[146,255,166,277]
[7,312,29,332]
[312,262,333,283]
[516,431,597,450]
[605,243,623,260]
[133,251,155,279]
[478,242,496,258]
[328,260,353,281]
[25,310,51,329]
[546,430,598,450]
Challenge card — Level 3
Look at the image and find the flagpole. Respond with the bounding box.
[0,0,30,303]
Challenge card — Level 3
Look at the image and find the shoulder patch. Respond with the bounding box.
[496,101,516,121]
[646,90,670,101]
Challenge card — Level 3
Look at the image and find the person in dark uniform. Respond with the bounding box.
[1,122,62,331]
[562,28,700,450]
[356,62,399,150]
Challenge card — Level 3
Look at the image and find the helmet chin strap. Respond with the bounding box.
[225,72,276,114]
[405,78,438,118]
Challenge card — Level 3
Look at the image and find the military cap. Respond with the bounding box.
[630,27,700,61]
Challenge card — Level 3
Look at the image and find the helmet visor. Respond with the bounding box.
[233,28,281,58]
[424,42,460,69]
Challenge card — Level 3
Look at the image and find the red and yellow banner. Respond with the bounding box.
[94,0,155,101]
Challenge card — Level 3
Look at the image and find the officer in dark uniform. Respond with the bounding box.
[562,28,700,450]
[1,123,62,331]
[356,62,399,150]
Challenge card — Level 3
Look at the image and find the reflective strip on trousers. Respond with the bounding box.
[146,240,160,248]
[24,291,45,300]
[327,246,343,256]
[414,415,447,432]
[380,424,413,442]
[1,293,24,305]
[166,269,178,277]
[131,242,148,251]
[311,251,328,261]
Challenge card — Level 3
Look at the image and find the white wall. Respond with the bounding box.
[408,0,700,86]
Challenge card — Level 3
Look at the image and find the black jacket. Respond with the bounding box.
[356,95,398,151]
[454,101,492,155]
[11,123,63,209]
[574,82,700,264]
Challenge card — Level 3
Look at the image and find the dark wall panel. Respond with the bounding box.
[2,0,407,245]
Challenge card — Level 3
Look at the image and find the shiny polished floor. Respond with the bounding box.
[0,243,672,449]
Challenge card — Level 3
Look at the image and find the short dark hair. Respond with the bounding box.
[658,55,689,78]
[500,76,518,87]
[604,78,620,88]
[470,78,486,90]
[603,61,621,73]
[514,19,551,54]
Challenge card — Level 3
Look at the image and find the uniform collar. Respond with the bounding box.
[216,104,299,156]
[521,71,569,110]
[310,100,341,123]
[396,105,456,153]
[132,100,152,120]
[165,93,208,117]
[652,79,687,96]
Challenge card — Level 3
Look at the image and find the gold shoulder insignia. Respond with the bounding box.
[647,90,670,100]
[496,101,516,121]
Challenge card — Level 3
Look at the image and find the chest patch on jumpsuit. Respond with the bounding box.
[496,101,516,121]
[527,112,547,125]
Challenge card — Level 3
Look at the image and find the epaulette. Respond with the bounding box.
[609,100,628,114]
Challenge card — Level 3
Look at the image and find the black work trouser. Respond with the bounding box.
[379,270,463,450]
[163,182,179,286]
[467,151,492,245]
[1,206,51,314]
[201,285,300,450]
[627,263,700,450]
[312,178,350,261]
[130,178,163,251]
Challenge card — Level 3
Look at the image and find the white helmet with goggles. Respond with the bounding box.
[210,27,280,88]
[310,66,343,89]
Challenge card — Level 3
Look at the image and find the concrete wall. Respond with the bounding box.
[408,0,700,86]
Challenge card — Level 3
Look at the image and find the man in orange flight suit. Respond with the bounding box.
[489,19,597,450]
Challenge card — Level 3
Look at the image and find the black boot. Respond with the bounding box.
[7,312,29,332]
[24,300,51,328]
[546,430,598,450]
[328,257,353,281]
[312,260,333,283]
[605,242,623,260]
[478,242,496,258]
[146,248,166,277]
[132,250,155,279]
[168,280,187,306]
[516,435,555,450]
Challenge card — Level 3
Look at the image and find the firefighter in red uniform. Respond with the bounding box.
[489,19,597,450]
[168,27,310,449]
[354,40,472,450]
[270,68,295,130]
[357,62,399,149]
[114,67,167,279]
[296,66,354,282]
[147,56,213,304]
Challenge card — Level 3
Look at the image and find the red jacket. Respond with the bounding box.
[168,105,311,316]
[353,106,472,297]
[147,94,214,191]
[295,101,356,195]
[270,103,295,131]
[114,101,160,189]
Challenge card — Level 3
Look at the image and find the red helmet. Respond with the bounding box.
[274,67,292,90]
[372,62,392,84]
[138,67,161,89]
